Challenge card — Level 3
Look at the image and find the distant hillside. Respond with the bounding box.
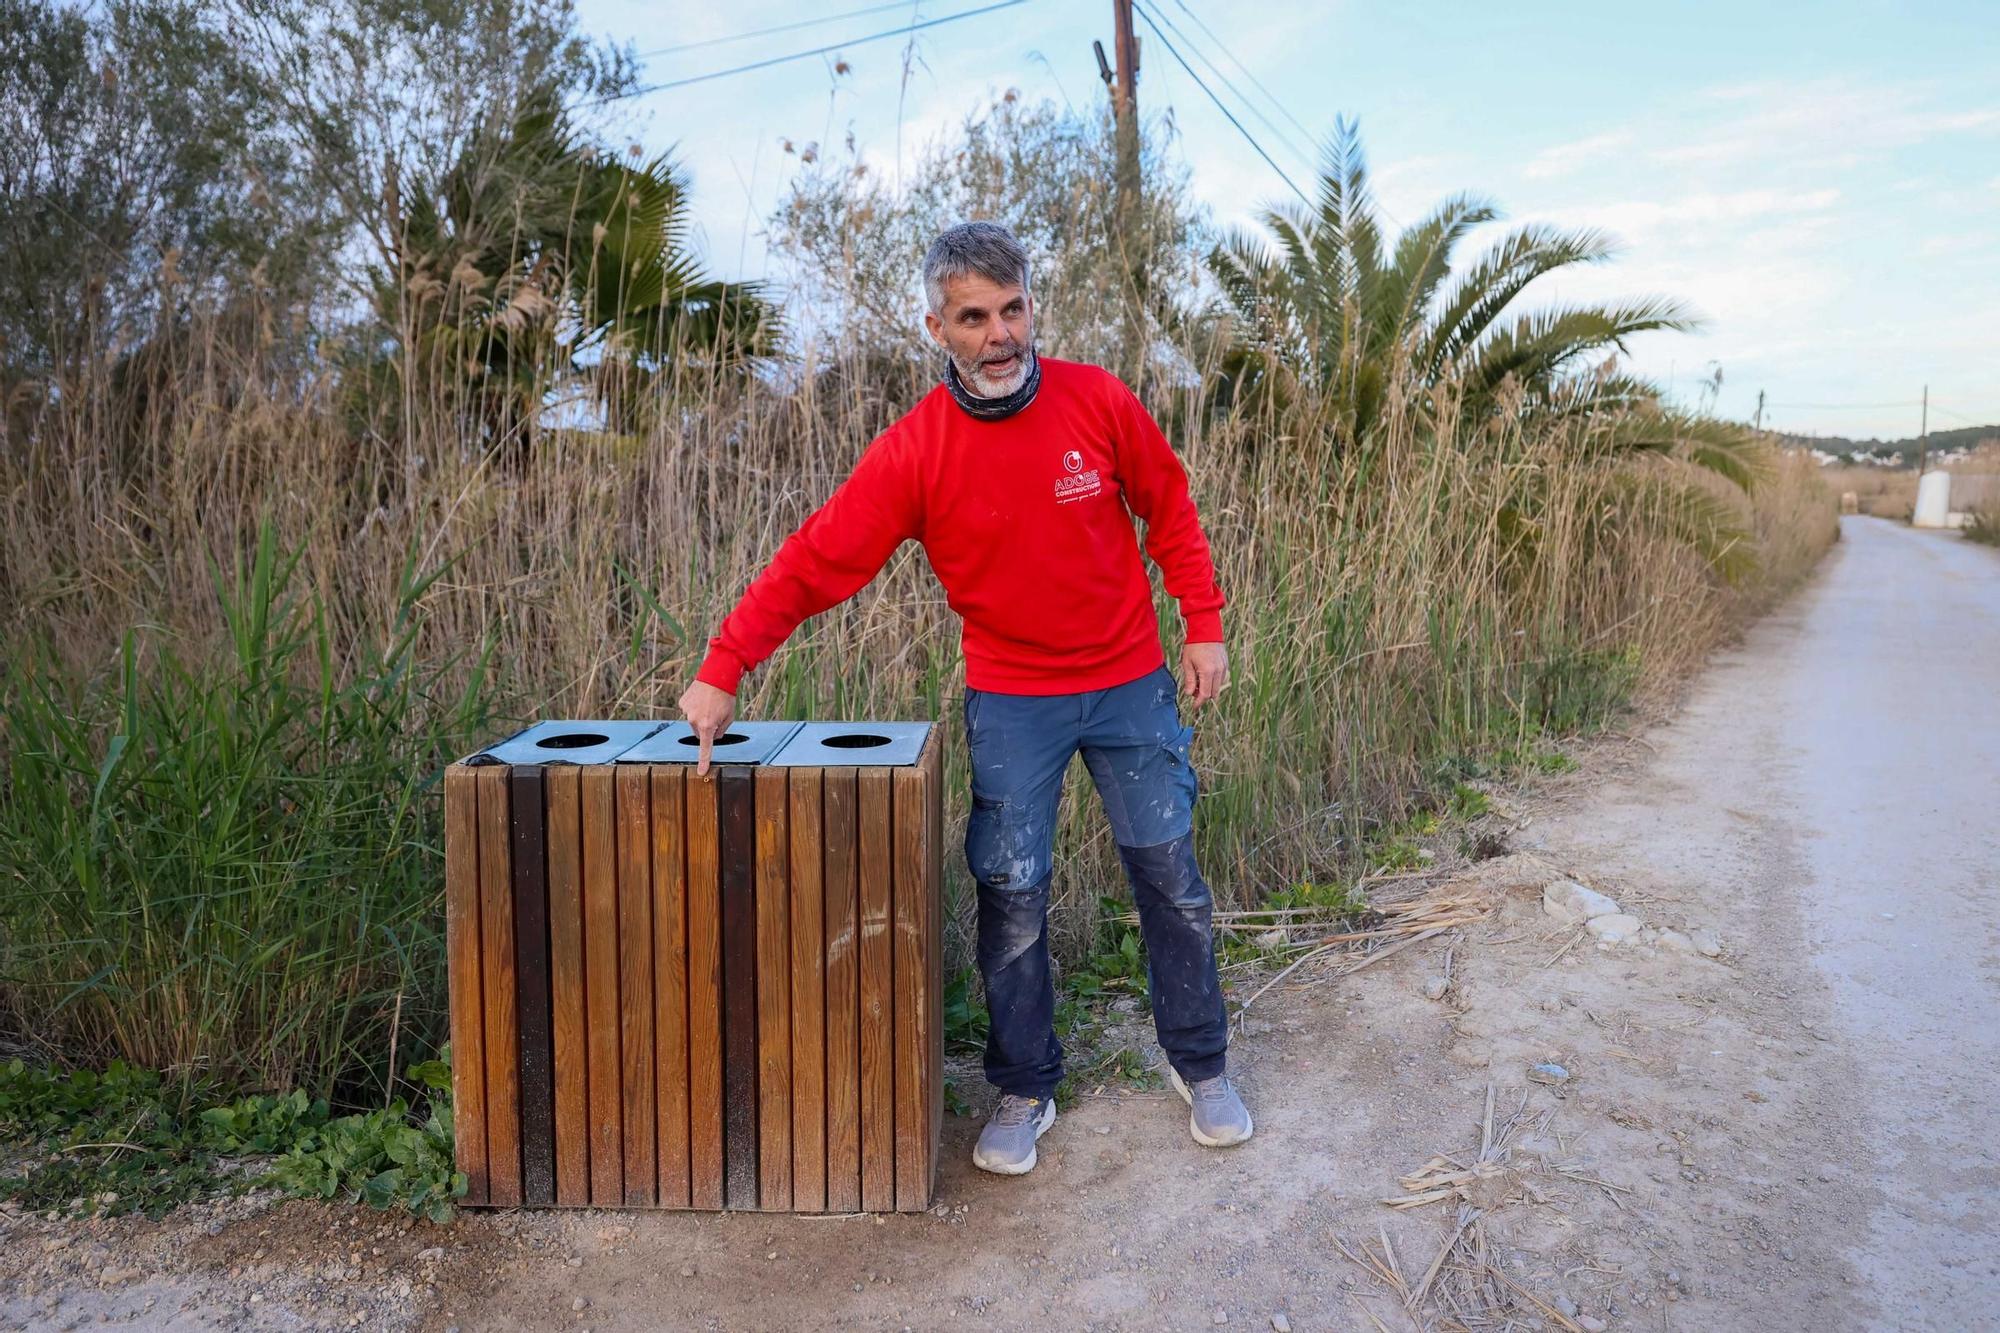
[1779,423,2000,464]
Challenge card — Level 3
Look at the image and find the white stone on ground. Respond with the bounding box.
[1585,913,1644,944]
[1541,879,1622,924]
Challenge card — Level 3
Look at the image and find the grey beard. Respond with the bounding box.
[952,344,1034,398]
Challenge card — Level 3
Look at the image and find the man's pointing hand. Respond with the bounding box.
[676,680,737,776]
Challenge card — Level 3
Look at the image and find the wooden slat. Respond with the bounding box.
[545,767,589,1206]
[821,769,862,1214]
[926,731,945,1180]
[616,766,657,1207]
[857,766,895,1213]
[754,768,794,1211]
[476,766,522,1207]
[509,767,556,1207]
[685,771,725,1211]
[443,767,488,1207]
[718,767,759,1210]
[651,767,691,1209]
[580,766,623,1208]
[787,769,827,1213]
[892,752,933,1211]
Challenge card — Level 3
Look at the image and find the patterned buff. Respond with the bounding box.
[943,348,1042,421]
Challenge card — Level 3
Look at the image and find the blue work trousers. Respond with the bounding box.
[964,664,1229,1098]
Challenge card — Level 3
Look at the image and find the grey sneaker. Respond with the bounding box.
[972,1094,1057,1175]
[1167,1068,1254,1147]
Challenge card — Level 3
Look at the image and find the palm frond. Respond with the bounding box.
[1468,297,1699,399]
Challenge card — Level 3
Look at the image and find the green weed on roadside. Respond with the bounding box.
[0,1056,464,1223]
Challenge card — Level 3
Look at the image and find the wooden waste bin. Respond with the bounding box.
[443,718,943,1213]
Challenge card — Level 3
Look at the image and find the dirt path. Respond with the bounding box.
[5,516,1994,1332]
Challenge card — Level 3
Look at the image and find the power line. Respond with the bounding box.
[1168,0,1316,146]
[1765,400,1925,410]
[631,1,931,61]
[1928,405,1997,426]
[1140,2,1317,174]
[1130,0,1309,207]
[577,0,1028,109]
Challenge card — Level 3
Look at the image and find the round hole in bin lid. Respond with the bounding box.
[535,731,609,749]
[821,733,892,749]
[677,732,749,747]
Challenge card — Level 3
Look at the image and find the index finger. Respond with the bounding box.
[697,722,714,777]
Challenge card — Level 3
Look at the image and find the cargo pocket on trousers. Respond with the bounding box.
[965,794,1050,891]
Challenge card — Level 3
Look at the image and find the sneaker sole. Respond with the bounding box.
[971,1100,1057,1175]
[1167,1067,1254,1148]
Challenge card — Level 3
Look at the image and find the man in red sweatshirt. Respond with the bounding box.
[678,221,1251,1175]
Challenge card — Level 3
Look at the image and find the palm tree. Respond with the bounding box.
[1206,120,1694,441]
[388,89,776,450]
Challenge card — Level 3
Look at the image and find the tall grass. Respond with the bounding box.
[0,285,1835,1102]
[1,521,492,1101]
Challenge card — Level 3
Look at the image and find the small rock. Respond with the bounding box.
[766,1251,779,1260]
[1553,1294,1579,1318]
[1421,976,1450,1001]
[416,1248,445,1264]
[565,1256,582,1268]
[1780,1245,1796,1262]
[1655,929,1697,954]
[1257,928,1288,948]
[1690,929,1723,957]
[1579,1317,1608,1333]
[1096,1125,1112,1135]
[1213,1313,1229,1326]
[1542,879,1621,924]
[1271,1315,1292,1332]
[1586,912,1645,944]
[572,1298,589,1312]
[679,1266,695,1278]
[1528,1062,1571,1085]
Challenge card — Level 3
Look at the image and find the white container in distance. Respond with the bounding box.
[1913,471,1951,529]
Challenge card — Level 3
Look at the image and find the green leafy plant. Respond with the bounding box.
[942,968,990,1056]
[267,1100,462,1223]
[1448,784,1492,821]
[0,1056,462,1222]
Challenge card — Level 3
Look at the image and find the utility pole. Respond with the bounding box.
[1754,389,1765,432]
[1917,384,1929,474]
[1095,0,1145,380]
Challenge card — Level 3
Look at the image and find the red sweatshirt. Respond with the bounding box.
[695,356,1225,697]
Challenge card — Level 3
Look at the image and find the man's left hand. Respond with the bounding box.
[1181,641,1230,710]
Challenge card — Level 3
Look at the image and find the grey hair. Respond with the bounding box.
[922,221,1031,314]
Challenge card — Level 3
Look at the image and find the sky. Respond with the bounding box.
[579,0,1999,440]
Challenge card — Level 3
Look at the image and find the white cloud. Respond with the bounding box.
[1536,187,1841,246]
[1652,81,2000,167]
[1523,131,1634,181]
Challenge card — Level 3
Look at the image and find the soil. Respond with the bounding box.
[3,517,1994,1332]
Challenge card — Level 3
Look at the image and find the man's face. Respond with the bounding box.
[924,272,1034,397]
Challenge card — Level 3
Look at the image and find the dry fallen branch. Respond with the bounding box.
[1367,1083,1589,1329]
[1231,883,1502,1025]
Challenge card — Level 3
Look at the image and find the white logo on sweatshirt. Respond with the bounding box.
[1054,455,1102,503]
